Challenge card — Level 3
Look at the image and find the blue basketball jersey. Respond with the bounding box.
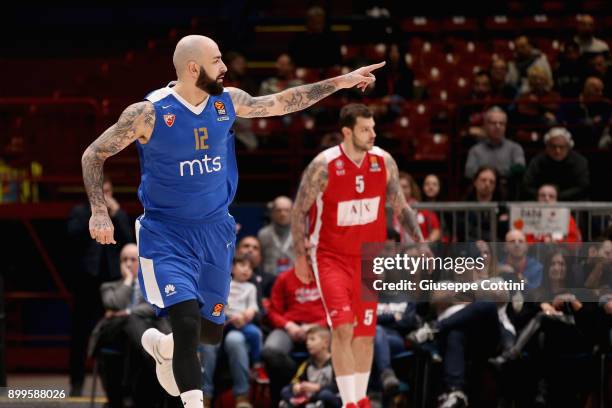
[137,85,238,223]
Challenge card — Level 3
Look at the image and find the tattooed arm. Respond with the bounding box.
[383,151,425,243]
[227,61,385,118]
[81,101,155,244]
[291,154,329,282]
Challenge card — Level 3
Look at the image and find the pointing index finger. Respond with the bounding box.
[365,61,386,72]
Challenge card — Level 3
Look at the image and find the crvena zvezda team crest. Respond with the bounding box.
[163,113,176,127]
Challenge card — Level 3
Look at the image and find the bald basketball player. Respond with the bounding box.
[81,35,384,408]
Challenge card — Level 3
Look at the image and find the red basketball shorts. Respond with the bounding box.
[311,248,377,337]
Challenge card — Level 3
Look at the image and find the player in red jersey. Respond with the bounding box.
[291,104,426,408]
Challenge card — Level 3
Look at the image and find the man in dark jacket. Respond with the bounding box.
[67,177,133,396]
[523,127,590,200]
[92,243,171,407]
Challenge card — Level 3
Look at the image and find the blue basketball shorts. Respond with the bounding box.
[135,213,236,324]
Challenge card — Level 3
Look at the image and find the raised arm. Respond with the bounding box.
[290,154,329,282]
[383,152,425,243]
[228,62,385,118]
[81,101,155,244]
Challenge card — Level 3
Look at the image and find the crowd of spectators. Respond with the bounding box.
[73,182,612,407]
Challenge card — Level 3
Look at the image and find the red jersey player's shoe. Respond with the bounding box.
[345,403,358,408]
[357,397,371,408]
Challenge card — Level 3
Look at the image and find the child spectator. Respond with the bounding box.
[280,326,341,408]
[227,253,264,372]
[201,253,267,408]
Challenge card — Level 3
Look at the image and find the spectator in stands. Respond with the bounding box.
[201,254,265,408]
[262,267,327,406]
[587,54,612,99]
[370,43,414,100]
[319,131,343,150]
[584,239,612,293]
[458,71,495,140]
[92,243,170,407]
[465,166,500,203]
[501,229,544,290]
[258,196,294,276]
[464,107,525,199]
[493,249,596,406]
[394,172,441,242]
[288,6,342,70]
[489,57,517,101]
[67,176,133,397]
[259,53,304,96]
[558,76,611,146]
[524,184,582,244]
[461,166,506,242]
[279,326,341,408]
[523,127,590,200]
[408,299,501,408]
[223,51,259,151]
[224,51,258,95]
[237,235,275,302]
[507,35,552,94]
[515,66,560,127]
[596,292,612,378]
[555,41,585,98]
[574,14,610,58]
[422,174,441,202]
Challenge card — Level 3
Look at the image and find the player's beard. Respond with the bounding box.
[196,66,224,96]
[351,137,373,153]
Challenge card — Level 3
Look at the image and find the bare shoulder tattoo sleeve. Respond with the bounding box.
[81,101,155,212]
[291,155,329,257]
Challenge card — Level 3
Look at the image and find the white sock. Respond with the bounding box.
[180,389,203,408]
[158,333,174,360]
[336,374,356,406]
[354,371,371,401]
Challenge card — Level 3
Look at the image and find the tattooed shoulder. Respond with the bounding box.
[128,101,156,143]
[307,153,329,191]
[382,150,399,181]
[382,150,402,204]
[295,154,329,210]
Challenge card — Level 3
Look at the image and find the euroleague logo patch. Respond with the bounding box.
[211,303,224,317]
[214,100,230,121]
[163,113,176,127]
[369,155,381,172]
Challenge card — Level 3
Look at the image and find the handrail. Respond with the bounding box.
[411,202,498,210]
[412,202,612,210]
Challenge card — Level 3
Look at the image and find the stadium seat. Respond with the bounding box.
[400,16,440,34]
[441,16,479,34]
[484,15,519,35]
[522,14,559,32]
[340,44,361,63]
[413,132,450,161]
[364,43,386,61]
[251,117,285,137]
